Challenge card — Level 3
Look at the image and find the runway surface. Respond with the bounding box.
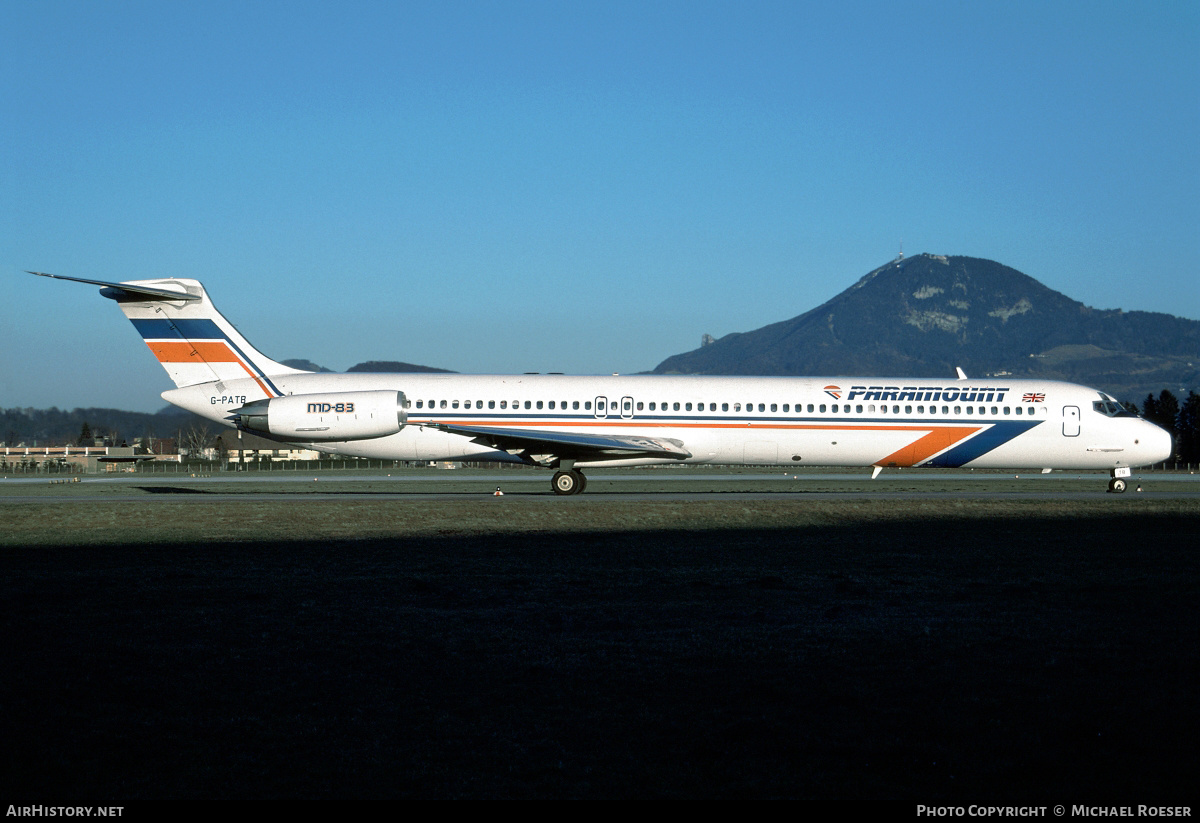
[3,468,1197,504]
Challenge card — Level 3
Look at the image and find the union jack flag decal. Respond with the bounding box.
[1022,393,1045,403]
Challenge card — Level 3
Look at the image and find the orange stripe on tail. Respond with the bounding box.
[145,341,242,363]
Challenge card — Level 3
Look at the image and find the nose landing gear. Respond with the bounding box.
[1108,467,1131,494]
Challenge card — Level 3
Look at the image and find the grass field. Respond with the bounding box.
[2,474,1197,800]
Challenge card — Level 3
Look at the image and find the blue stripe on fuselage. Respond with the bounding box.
[923,420,1043,467]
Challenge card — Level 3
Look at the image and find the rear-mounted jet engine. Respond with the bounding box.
[231,390,407,441]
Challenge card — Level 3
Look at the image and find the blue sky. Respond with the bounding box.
[3,1,1197,412]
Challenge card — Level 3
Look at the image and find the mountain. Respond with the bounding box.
[283,359,454,374]
[347,361,456,374]
[281,359,334,372]
[652,254,1199,402]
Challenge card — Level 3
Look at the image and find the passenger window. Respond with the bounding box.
[649,402,656,411]
[524,401,531,410]
[573,401,579,410]
[966,406,973,415]
[637,402,643,411]
[770,403,777,412]
[722,403,729,412]
[905,405,912,414]
[782,404,789,412]
[807,404,814,412]
[548,401,555,410]
[856,405,863,413]
[674,402,681,411]
[536,401,543,409]
[954,406,961,415]
[684,402,691,411]
[416,400,423,409]
[734,403,742,412]
[584,401,591,410]
[488,400,494,409]
[819,404,826,413]
[452,401,459,409]
[500,400,507,409]
[709,403,716,411]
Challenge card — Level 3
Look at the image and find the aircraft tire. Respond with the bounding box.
[552,470,579,495]
[1108,478,1127,493]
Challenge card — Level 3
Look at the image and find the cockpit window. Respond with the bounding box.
[1092,395,1137,418]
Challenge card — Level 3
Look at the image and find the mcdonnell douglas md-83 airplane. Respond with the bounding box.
[32,272,1172,494]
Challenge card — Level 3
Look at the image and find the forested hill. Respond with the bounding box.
[2,406,205,449]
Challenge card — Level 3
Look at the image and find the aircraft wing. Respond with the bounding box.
[429,423,691,464]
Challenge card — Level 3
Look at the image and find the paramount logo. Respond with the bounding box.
[847,386,1012,403]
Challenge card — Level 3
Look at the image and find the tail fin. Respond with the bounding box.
[30,272,309,396]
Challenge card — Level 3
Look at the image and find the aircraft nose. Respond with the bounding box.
[1143,423,1173,465]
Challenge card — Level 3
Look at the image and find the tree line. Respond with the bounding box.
[1141,390,1200,464]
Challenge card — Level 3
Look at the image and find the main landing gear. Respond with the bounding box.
[552,469,587,495]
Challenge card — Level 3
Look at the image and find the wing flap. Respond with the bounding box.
[431,423,691,462]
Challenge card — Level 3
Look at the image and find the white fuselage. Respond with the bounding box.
[164,372,1171,471]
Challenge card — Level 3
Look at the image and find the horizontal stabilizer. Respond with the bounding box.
[27,271,199,302]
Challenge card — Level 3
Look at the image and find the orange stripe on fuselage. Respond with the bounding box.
[874,426,981,467]
[416,418,987,466]
[417,418,954,433]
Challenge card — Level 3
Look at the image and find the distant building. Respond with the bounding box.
[213,430,322,463]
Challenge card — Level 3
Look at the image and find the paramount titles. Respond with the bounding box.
[849,386,1010,403]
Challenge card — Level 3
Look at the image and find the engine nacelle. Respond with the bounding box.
[233,390,407,442]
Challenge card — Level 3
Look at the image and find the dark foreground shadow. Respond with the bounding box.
[2,511,1197,800]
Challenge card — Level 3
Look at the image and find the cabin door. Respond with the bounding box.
[1062,405,1080,437]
